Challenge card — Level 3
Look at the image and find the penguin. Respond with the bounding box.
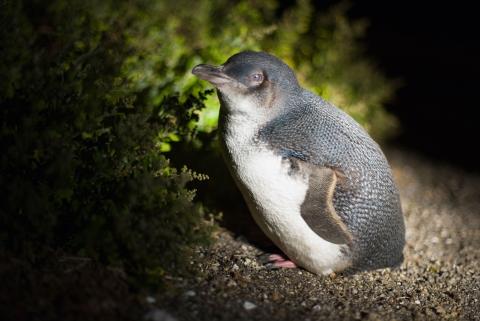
[192,51,405,275]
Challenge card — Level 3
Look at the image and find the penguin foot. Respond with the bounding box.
[259,253,297,269]
[266,260,297,269]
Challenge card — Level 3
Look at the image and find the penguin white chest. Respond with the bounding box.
[220,112,351,275]
[234,145,309,235]
[221,114,309,235]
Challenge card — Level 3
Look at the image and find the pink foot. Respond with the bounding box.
[259,253,297,269]
[268,254,287,262]
[271,260,297,268]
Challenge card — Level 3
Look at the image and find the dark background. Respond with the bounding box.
[316,1,479,172]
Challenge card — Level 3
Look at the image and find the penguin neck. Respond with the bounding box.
[219,106,262,150]
[217,87,303,153]
[217,87,296,127]
[217,91,267,147]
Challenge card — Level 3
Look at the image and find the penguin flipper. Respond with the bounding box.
[296,162,352,245]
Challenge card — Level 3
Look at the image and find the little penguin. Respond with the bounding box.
[192,51,405,275]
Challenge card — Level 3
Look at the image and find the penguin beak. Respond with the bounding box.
[192,64,233,86]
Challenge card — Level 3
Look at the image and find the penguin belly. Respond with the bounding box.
[221,117,351,274]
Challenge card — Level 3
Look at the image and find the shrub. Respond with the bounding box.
[0,0,213,280]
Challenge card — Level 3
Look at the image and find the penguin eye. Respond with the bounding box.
[249,73,264,84]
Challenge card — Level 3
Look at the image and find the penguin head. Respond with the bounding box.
[192,51,300,120]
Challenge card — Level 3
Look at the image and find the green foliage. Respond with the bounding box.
[0,0,213,280]
[0,0,397,282]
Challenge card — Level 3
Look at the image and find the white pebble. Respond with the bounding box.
[144,308,177,321]
[184,290,196,297]
[243,301,257,310]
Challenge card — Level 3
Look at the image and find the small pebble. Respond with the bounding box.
[144,309,177,321]
[146,296,156,304]
[226,280,237,287]
[271,291,281,301]
[184,290,196,297]
[243,301,257,310]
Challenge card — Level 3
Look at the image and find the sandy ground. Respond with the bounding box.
[156,149,480,321]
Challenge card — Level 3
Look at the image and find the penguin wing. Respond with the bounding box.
[292,159,353,245]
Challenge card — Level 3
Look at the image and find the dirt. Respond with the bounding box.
[156,149,480,321]
[1,149,479,321]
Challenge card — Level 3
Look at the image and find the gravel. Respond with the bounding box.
[158,149,480,321]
